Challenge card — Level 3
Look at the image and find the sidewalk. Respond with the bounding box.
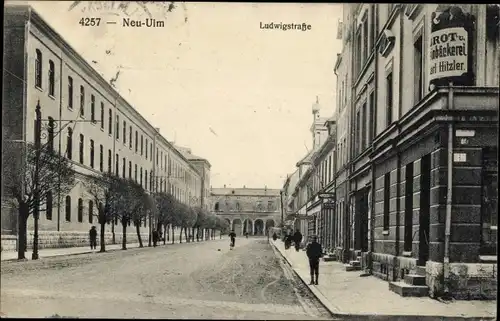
[271,240,497,321]
[1,236,214,262]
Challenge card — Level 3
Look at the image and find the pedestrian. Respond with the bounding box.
[152,230,159,247]
[229,230,236,249]
[245,232,248,239]
[272,232,278,241]
[89,226,97,250]
[293,229,303,252]
[306,235,323,285]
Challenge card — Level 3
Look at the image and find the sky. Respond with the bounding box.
[19,1,343,189]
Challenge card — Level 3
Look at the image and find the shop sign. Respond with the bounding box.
[428,27,468,82]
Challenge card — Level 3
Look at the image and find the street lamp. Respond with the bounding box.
[30,101,96,260]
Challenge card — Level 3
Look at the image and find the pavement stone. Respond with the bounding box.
[270,240,497,321]
[0,236,217,262]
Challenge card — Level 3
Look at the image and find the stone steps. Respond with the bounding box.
[404,274,426,286]
[389,281,429,297]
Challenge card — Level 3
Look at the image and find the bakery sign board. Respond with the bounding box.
[428,27,468,82]
[427,6,474,87]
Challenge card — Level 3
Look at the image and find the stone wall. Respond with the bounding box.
[427,261,497,300]
[1,235,17,252]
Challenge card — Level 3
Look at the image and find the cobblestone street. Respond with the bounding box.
[1,238,333,319]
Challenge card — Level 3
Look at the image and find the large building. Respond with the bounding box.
[284,4,498,300]
[2,5,211,250]
[210,186,281,236]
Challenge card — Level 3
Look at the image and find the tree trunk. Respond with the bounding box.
[171,225,175,244]
[122,220,127,250]
[196,227,199,242]
[135,221,143,248]
[99,222,106,252]
[112,221,116,244]
[179,227,183,243]
[184,227,189,243]
[191,227,195,242]
[17,205,28,260]
[163,224,167,245]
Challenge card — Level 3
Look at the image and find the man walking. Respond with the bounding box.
[229,230,236,249]
[306,235,323,285]
[293,229,303,252]
[89,226,97,250]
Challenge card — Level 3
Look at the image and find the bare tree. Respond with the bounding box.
[155,192,177,245]
[2,142,75,260]
[84,172,124,252]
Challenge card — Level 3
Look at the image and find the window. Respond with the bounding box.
[151,143,153,163]
[135,131,138,152]
[108,149,112,173]
[355,30,362,77]
[91,95,96,123]
[35,49,42,88]
[362,17,368,64]
[369,91,375,143]
[116,115,120,140]
[108,109,112,135]
[89,200,94,224]
[413,34,424,104]
[79,134,84,164]
[140,135,143,155]
[66,128,73,160]
[129,161,132,178]
[122,157,126,178]
[150,171,153,191]
[68,76,73,108]
[383,173,390,230]
[78,198,83,222]
[79,85,85,117]
[355,109,361,156]
[90,139,95,168]
[48,117,55,152]
[115,153,119,175]
[46,192,53,220]
[140,167,143,185]
[156,148,159,164]
[370,5,376,49]
[134,164,138,181]
[128,126,132,149]
[48,60,55,96]
[386,72,393,126]
[145,170,148,189]
[99,144,103,172]
[123,121,126,144]
[100,102,104,129]
[145,139,148,159]
[361,102,367,150]
[268,201,273,211]
[65,196,71,222]
[161,151,163,169]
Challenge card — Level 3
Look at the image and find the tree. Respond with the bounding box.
[180,206,197,243]
[84,172,123,252]
[127,180,151,248]
[3,142,75,260]
[155,192,176,245]
[193,207,207,242]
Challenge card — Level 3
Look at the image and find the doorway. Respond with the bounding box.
[404,162,414,252]
[418,154,431,265]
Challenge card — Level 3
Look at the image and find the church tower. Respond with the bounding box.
[311,96,329,150]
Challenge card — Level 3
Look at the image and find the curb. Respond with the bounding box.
[269,241,495,321]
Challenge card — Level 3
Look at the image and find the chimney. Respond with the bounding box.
[243,185,246,188]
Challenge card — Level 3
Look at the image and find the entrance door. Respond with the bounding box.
[481,147,498,255]
[360,189,369,252]
[418,154,431,265]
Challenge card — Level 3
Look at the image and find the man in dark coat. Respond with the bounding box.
[89,226,97,250]
[293,229,303,252]
[229,230,236,248]
[306,235,323,285]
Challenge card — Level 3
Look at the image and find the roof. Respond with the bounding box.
[296,149,315,166]
[211,187,281,197]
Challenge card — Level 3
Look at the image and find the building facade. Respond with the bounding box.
[210,186,281,236]
[2,5,210,250]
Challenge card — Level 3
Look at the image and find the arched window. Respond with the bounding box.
[66,128,73,160]
[46,192,53,220]
[48,60,55,96]
[88,200,94,223]
[35,49,42,88]
[268,201,273,211]
[214,202,219,211]
[235,202,240,211]
[65,196,71,221]
[77,198,83,222]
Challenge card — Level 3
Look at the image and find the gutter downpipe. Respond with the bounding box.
[443,81,454,298]
[369,3,379,272]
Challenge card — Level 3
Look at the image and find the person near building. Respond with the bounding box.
[306,235,323,285]
[152,230,159,247]
[89,226,97,250]
[293,229,303,252]
[229,230,236,249]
